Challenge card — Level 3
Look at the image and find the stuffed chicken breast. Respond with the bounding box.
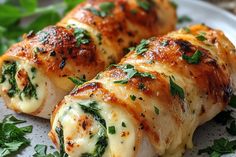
[0,0,176,118]
[49,24,236,157]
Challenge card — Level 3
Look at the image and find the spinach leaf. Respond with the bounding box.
[0,61,19,97]
[79,101,108,157]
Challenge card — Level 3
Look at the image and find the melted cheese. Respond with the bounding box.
[0,60,46,113]
[0,60,68,118]
[52,97,137,157]
[59,19,119,66]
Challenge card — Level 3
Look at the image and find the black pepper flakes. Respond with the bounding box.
[50,51,56,56]
[59,58,66,69]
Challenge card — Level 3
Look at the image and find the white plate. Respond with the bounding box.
[0,0,236,156]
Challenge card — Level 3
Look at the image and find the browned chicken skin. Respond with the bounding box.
[49,24,236,157]
[0,0,176,118]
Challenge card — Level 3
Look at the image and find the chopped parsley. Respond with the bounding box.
[0,115,33,157]
[169,76,185,100]
[99,2,115,14]
[0,61,19,97]
[55,125,68,157]
[226,121,236,136]
[229,95,236,108]
[114,79,128,84]
[68,25,91,47]
[68,76,86,86]
[108,126,116,134]
[136,0,152,11]
[182,50,202,64]
[130,95,136,101]
[1,61,38,100]
[96,33,102,45]
[19,76,38,100]
[33,144,60,157]
[161,40,169,46]
[138,82,146,91]
[154,106,159,115]
[86,2,115,18]
[183,27,191,33]
[113,64,155,84]
[135,39,150,55]
[178,15,192,24]
[79,101,106,128]
[198,138,236,157]
[122,122,126,127]
[196,34,207,41]
[79,101,108,157]
[31,67,37,79]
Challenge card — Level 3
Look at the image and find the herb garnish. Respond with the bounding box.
[31,67,37,79]
[79,101,108,157]
[122,122,126,127]
[33,144,60,157]
[113,64,155,84]
[154,106,159,115]
[130,95,136,101]
[169,76,185,100]
[86,2,115,18]
[79,101,106,128]
[198,138,236,157]
[135,39,150,55]
[55,125,68,157]
[183,27,191,33]
[136,0,152,11]
[196,34,207,41]
[0,115,32,157]
[161,40,169,47]
[108,126,116,134]
[69,26,91,47]
[178,15,192,24]
[0,61,19,97]
[68,77,86,86]
[96,33,102,45]
[20,76,38,100]
[182,50,203,64]
[138,82,146,91]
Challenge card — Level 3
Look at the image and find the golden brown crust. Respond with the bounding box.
[1,0,176,93]
[50,24,236,155]
[5,26,103,78]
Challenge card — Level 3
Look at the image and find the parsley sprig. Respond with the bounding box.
[33,144,60,157]
[68,76,86,86]
[169,76,185,100]
[0,115,33,157]
[135,39,150,55]
[182,50,203,64]
[113,64,155,84]
[136,0,153,11]
[85,2,115,18]
[199,138,236,157]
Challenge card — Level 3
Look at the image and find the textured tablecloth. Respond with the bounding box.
[207,0,236,14]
